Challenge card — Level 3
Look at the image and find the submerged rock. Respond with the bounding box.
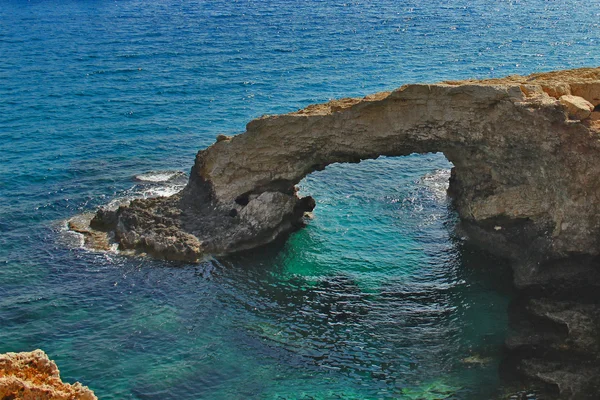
[461,354,493,366]
[68,213,111,251]
[0,349,96,400]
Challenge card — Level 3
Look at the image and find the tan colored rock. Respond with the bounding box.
[587,111,600,131]
[452,66,600,106]
[519,84,545,97]
[541,82,571,99]
[570,81,600,106]
[0,350,97,400]
[559,94,594,120]
[68,213,111,251]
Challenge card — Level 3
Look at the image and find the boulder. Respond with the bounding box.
[559,94,594,120]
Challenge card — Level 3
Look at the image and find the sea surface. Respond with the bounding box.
[1,1,599,399]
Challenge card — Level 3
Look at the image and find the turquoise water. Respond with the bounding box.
[1,0,599,398]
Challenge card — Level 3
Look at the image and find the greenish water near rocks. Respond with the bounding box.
[2,0,599,398]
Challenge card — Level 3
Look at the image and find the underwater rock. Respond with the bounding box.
[68,213,111,251]
[0,349,96,400]
[461,354,493,366]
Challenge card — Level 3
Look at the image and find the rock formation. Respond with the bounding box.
[84,67,600,263]
[76,66,600,398]
[0,350,96,400]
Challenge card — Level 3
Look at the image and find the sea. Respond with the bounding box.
[1,1,599,399]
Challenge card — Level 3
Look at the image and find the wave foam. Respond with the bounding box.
[134,170,186,183]
[102,170,188,210]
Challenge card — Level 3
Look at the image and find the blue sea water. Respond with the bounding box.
[1,0,600,398]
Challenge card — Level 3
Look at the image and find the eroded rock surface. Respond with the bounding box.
[85,67,600,263]
[76,66,600,398]
[0,350,96,400]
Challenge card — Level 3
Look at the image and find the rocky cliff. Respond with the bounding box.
[0,350,96,400]
[78,67,600,398]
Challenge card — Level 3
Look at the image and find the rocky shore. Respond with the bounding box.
[0,350,96,399]
[72,67,600,398]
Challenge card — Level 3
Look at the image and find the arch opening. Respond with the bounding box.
[219,152,516,398]
[293,152,457,282]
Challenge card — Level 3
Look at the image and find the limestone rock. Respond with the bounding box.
[0,350,96,400]
[542,82,571,99]
[570,81,600,106]
[75,67,600,262]
[518,358,600,399]
[70,66,600,398]
[559,94,594,120]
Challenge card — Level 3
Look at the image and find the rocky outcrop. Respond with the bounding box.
[85,67,600,263]
[77,66,600,398]
[0,350,96,400]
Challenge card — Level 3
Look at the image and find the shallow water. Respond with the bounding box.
[1,0,599,398]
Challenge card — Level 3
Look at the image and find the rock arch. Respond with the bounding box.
[74,67,600,397]
[83,67,600,264]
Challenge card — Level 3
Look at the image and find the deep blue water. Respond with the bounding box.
[1,0,599,398]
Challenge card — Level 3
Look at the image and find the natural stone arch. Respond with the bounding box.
[70,67,600,397]
[79,67,600,265]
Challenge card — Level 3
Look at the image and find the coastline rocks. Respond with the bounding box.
[0,350,96,400]
[73,66,600,397]
[80,67,600,263]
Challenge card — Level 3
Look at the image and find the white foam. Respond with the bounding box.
[105,197,132,211]
[102,171,187,210]
[134,170,185,183]
[55,220,86,248]
[139,184,185,199]
[101,184,184,211]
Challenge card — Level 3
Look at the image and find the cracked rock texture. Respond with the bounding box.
[0,350,96,400]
